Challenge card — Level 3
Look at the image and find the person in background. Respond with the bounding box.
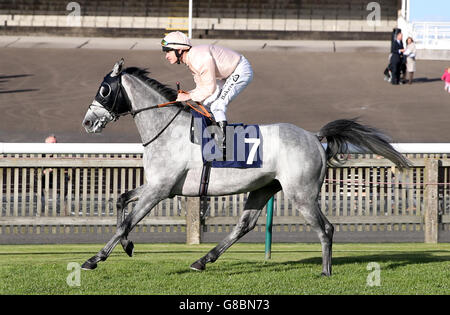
[45,134,57,143]
[43,134,57,181]
[42,134,70,215]
[390,31,405,85]
[442,67,450,93]
[403,37,416,85]
[40,134,58,215]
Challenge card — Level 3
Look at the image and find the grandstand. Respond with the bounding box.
[0,0,400,39]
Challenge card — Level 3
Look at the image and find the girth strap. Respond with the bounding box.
[199,162,212,197]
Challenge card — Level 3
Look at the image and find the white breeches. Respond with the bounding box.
[203,56,253,122]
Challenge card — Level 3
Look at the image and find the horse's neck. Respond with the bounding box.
[122,74,190,145]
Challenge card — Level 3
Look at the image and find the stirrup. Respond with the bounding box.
[217,121,227,161]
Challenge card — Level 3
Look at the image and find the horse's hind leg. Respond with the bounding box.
[116,186,144,257]
[295,199,334,276]
[190,180,282,271]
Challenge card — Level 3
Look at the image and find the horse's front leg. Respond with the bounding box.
[116,186,145,257]
[82,185,167,270]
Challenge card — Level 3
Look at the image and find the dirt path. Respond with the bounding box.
[0,47,449,143]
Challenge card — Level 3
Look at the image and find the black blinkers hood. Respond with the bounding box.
[94,71,131,115]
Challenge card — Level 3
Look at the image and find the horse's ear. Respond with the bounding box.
[111,58,124,77]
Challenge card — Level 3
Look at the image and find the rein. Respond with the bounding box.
[121,99,212,119]
[110,81,213,147]
[135,100,213,147]
[141,104,185,147]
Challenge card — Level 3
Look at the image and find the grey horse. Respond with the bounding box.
[81,59,410,276]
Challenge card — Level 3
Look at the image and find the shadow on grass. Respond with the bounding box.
[0,250,321,256]
[172,251,450,276]
[297,251,450,270]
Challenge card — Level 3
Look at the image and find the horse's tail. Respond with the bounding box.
[317,118,411,170]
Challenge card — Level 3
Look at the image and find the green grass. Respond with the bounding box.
[0,243,449,295]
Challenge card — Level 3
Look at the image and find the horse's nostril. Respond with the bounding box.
[84,120,92,127]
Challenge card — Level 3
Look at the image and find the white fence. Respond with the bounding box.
[4,142,450,154]
[0,143,449,244]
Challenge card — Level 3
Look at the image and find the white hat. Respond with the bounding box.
[161,31,192,51]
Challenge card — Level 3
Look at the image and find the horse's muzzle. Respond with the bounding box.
[83,117,103,133]
[83,118,92,129]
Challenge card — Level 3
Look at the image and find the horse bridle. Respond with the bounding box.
[91,72,185,147]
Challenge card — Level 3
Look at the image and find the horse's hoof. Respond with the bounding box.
[190,261,205,271]
[124,241,134,257]
[81,259,98,271]
[321,271,332,277]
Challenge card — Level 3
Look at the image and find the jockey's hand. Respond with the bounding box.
[176,91,191,102]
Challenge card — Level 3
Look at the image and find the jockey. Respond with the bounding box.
[161,31,254,156]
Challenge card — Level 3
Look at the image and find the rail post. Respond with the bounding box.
[265,196,275,260]
[424,158,440,243]
[186,197,201,245]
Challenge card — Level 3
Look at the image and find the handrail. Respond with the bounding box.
[3,143,450,154]
[0,143,143,154]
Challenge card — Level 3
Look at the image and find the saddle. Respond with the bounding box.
[189,109,263,197]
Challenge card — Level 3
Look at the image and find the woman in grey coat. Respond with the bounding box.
[404,37,417,84]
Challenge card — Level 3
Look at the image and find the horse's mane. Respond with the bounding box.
[123,67,178,102]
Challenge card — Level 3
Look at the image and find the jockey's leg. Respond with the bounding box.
[203,80,225,109]
[210,56,253,122]
[209,57,253,160]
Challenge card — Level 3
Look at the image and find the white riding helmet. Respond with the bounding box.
[161,31,192,52]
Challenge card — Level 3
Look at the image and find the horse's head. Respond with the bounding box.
[82,58,131,133]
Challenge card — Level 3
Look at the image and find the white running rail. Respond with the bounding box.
[2,143,450,154]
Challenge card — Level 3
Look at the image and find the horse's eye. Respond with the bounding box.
[99,84,111,98]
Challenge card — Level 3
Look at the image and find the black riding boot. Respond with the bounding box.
[217,121,228,161]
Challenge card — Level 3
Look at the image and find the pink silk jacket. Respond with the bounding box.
[186,44,241,102]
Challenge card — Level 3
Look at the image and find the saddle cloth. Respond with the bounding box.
[190,110,263,168]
